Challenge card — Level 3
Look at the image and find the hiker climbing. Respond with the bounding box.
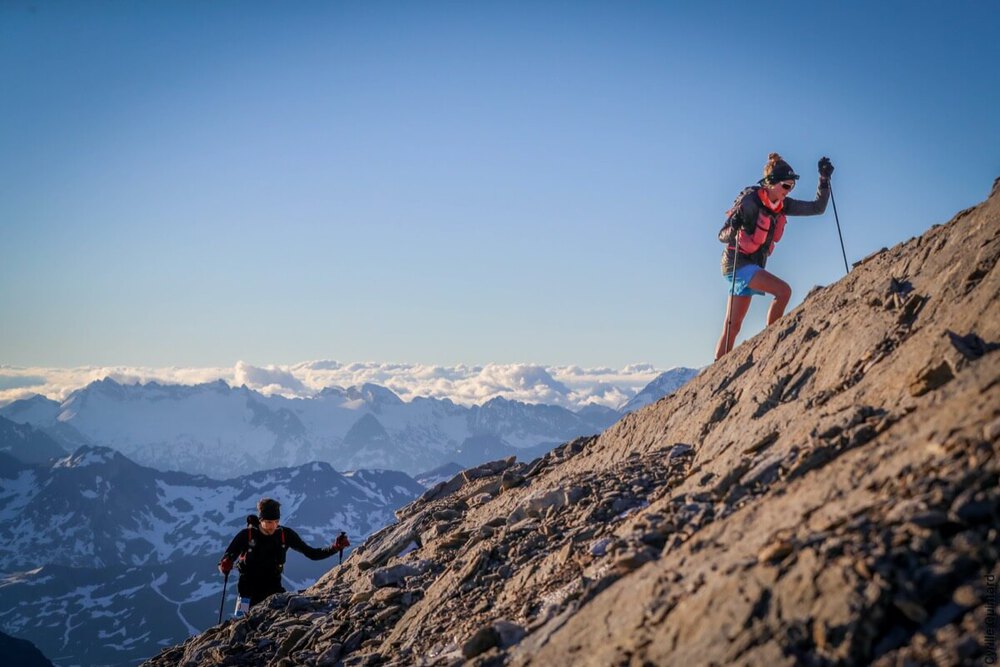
[715,153,835,360]
[217,498,349,613]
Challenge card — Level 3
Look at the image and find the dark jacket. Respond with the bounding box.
[222,521,336,605]
[721,179,830,274]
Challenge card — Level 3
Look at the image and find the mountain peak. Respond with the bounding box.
[88,377,123,391]
[481,395,512,407]
[346,384,403,407]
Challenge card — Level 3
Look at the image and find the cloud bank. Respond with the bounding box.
[0,361,689,411]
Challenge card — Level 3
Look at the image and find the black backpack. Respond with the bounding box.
[718,186,758,245]
[236,515,288,574]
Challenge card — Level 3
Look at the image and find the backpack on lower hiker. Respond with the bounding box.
[235,514,288,574]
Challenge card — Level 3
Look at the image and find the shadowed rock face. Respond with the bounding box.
[144,179,1000,667]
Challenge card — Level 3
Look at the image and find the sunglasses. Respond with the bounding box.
[779,181,795,191]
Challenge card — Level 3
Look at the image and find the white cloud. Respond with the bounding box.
[0,360,682,411]
[233,361,308,396]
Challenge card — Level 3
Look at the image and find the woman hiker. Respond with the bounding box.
[715,153,835,360]
[218,498,350,610]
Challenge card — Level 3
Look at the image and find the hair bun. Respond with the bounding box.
[768,152,783,163]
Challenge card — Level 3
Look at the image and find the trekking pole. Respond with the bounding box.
[830,184,849,275]
[218,572,229,624]
[724,240,739,355]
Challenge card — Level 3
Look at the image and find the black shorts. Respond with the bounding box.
[238,576,285,607]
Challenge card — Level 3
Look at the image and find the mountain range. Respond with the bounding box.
[0,369,697,478]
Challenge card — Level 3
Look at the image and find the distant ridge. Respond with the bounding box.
[0,380,637,476]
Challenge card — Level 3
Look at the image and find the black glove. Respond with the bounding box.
[818,157,834,179]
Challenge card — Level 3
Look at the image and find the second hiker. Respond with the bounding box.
[715,153,834,359]
[217,498,349,609]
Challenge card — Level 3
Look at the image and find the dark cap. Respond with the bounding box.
[258,498,281,521]
[761,154,800,184]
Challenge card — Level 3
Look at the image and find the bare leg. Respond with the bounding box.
[748,270,792,325]
[715,294,753,360]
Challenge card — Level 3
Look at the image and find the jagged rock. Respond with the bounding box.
[493,620,527,647]
[463,457,516,483]
[144,181,1000,667]
[414,474,467,509]
[758,539,794,564]
[468,492,493,507]
[357,512,427,569]
[317,643,342,666]
[668,443,694,459]
[284,595,320,613]
[909,360,956,396]
[985,416,1000,442]
[275,626,310,659]
[908,510,950,528]
[432,509,461,522]
[371,561,427,588]
[462,626,501,659]
[525,487,567,516]
[613,549,654,573]
[351,590,375,604]
[950,490,998,524]
[501,469,525,491]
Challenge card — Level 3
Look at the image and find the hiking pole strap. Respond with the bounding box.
[830,185,849,275]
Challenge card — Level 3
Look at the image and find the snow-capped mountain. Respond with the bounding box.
[0,379,629,477]
[0,446,424,667]
[618,367,702,413]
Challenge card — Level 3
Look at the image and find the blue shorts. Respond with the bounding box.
[724,264,765,297]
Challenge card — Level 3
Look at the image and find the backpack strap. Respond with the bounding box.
[751,205,782,268]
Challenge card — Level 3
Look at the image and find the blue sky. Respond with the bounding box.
[2,1,998,371]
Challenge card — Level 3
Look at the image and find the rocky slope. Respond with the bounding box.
[145,179,1000,666]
